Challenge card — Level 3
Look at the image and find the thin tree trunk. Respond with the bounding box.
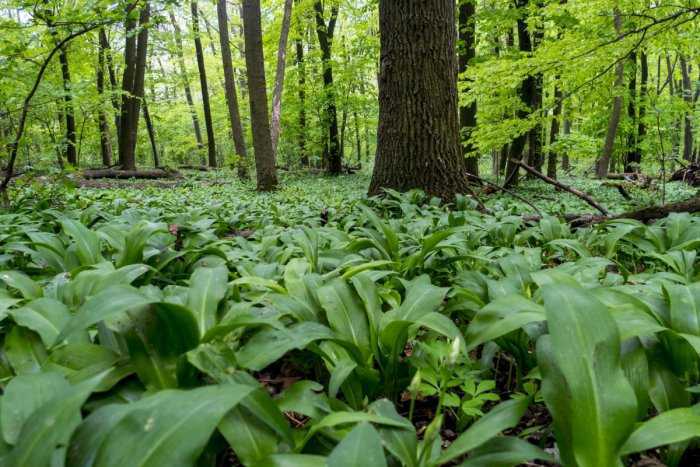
[562,115,571,171]
[143,100,159,167]
[528,28,544,172]
[191,1,217,167]
[217,0,249,178]
[99,28,120,136]
[314,1,341,174]
[631,51,648,164]
[169,10,205,154]
[119,2,150,171]
[270,0,294,155]
[354,111,361,164]
[596,9,624,179]
[547,86,563,179]
[626,51,638,167]
[242,0,278,190]
[57,45,77,166]
[680,55,694,161]
[504,0,535,188]
[97,31,113,167]
[369,0,470,203]
[296,35,308,166]
[459,0,478,176]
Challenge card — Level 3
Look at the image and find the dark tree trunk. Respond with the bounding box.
[680,55,694,161]
[191,1,217,167]
[368,0,470,203]
[631,51,648,164]
[313,1,341,175]
[504,1,535,188]
[528,28,544,173]
[459,0,478,176]
[626,51,638,166]
[57,45,77,166]
[217,0,249,178]
[354,111,361,164]
[597,10,624,179]
[169,10,205,154]
[242,0,278,190]
[143,100,159,167]
[98,28,120,136]
[296,36,308,166]
[547,86,563,179]
[97,31,113,167]
[270,0,294,155]
[119,3,150,171]
[562,115,571,171]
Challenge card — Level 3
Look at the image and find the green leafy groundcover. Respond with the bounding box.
[0,172,699,466]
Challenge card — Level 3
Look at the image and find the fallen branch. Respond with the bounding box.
[601,182,632,201]
[82,168,183,180]
[467,173,542,216]
[510,158,609,216]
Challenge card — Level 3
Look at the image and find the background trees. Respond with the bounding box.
[0,0,697,192]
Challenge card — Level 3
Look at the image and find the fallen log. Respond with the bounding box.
[510,158,609,216]
[82,168,183,180]
[669,163,700,187]
[178,165,212,171]
[601,182,632,201]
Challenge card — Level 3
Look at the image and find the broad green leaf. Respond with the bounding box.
[466,296,545,350]
[329,358,358,398]
[7,297,71,346]
[666,283,700,337]
[367,399,417,467]
[5,326,47,374]
[0,271,42,299]
[318,278,371,361]
[1,372,69,445]
[187,265,228,335]
[116,221,168,268]
[2,373,104,467]
[327,422,387,467]
[620,408,700,456]
[436,396,531,464]
[538,284,637,467]
[459,436,555,467]
[62,219,105,266]
[220,406,279,465]
[251,454,326,467]
[84,384,255,467]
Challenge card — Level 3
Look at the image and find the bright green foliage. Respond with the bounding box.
[0,174,697,465]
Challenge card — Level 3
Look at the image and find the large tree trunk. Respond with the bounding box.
[169,10,205,155]
[504,0,535,188]
[191,1,217,168]
[142,100,159,167]
[270,0,294,155]
[119,2,150,171]
[680,55,694,161]
[459,0,478,177]
[242,0,278,190]
[217,0,249,178]
[368,0,470,203]
[96,30,113,167]
[314,1,341,175]
[596,10,624,179]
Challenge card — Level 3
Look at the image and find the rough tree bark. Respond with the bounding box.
[242,0,278,190]
[597,9,624,179]
[142,100,159,167]
[119,2,150,171]
[459,0,478,177]
[270,0,294,155]
[296,33,308,166]
[191,1,217,168]
[368,0,470,203]
[313,0,341,174]
[630,51,648,165]
[626,51,638,167]
[169,10,205,155]
[562,115,571,171]
[528,27,544,172]
[57,44,77,166]
[97,29,113,167]
[217,0,249,178]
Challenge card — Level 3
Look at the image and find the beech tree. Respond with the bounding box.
[368,0,470,202]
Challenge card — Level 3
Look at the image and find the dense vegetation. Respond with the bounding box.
[0,172,697,465]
